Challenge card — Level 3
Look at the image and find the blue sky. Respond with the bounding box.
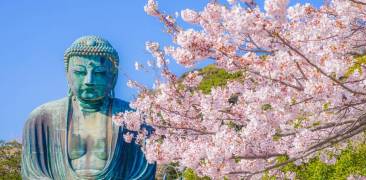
[0,0,322,141]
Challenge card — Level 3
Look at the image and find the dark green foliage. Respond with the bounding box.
[276,143,366,180]
[157,164,211,180]
[226,121,244,132]
[182,168,211,180]
[0,140,21,180]
[261,104,272,111]
[156,163,183,180]
[344,55,366,79]
[196,64,243,94]
[228,93,240,105]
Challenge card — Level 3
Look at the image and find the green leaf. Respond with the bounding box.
[344,55,366,79]
[261,104,273,111]
[183,168,211,180]
[323,102,330,110]
[227,121,244,132]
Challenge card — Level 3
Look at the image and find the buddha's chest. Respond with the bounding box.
[67,112,111,175]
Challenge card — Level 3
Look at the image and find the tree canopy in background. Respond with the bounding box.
[0,140,21,180]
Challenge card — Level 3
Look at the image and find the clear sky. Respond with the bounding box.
[0,0,322,141]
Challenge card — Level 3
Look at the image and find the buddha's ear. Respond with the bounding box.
[66,68,73,87]
[65,57,73,83]
[67,88,73,96]
[109,72,118,98]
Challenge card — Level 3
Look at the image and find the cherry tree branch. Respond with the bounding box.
[227,113,366,176]
[275,33,366,96]
[349,0,366,5]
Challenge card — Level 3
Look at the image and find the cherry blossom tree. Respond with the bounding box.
[114,0,366,179]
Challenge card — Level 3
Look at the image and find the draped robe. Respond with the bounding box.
[21,97,156,180]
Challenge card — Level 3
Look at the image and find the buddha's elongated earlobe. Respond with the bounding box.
[110,89,115,98]
[112,71,118,88]
[110,73,117,98]
[68,88,73,97]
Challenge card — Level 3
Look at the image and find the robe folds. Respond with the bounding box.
[21,97,156,180]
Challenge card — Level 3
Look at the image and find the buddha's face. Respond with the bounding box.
[67,55,116,104]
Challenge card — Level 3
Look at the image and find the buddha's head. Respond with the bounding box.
[64,36,119,111]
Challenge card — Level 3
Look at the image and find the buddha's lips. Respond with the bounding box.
[82,87,96,92]
[79,95,105,102]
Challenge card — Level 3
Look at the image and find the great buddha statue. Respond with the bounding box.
[21,36,156,179]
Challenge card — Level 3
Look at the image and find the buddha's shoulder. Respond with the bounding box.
[112,98,130,108]
[28,97,68,119]
[112,98,133,112]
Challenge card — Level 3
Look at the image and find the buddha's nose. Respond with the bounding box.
[84,72,95,86]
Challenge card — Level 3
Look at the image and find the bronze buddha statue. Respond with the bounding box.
[21,36,156,179]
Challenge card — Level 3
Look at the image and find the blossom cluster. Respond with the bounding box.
[115,0,366,179]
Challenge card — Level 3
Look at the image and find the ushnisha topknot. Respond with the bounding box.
[64,35,119,72]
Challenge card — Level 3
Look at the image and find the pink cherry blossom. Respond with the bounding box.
[181,9,200,23]
[123,132,134,143]
[144,0,159,16]
[114,0,366,178]
[264,0,289,20]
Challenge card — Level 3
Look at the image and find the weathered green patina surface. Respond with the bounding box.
[21,36,156,179]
